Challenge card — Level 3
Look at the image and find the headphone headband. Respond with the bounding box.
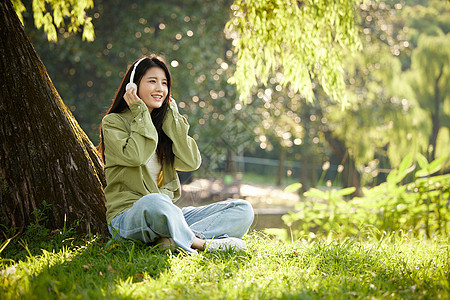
[126,57,146,91]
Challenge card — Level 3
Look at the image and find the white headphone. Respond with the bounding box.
[126,57,146,91]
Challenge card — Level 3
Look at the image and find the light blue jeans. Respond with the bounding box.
[108,193,254,253]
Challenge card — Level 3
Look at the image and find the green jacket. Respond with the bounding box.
[102,100,201,223]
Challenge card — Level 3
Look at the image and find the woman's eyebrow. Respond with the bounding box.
[144,75,167,80]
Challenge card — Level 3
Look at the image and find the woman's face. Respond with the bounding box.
[138,66,168,113]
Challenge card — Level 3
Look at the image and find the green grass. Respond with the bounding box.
[240,172,300,187]
[1,230,449,299]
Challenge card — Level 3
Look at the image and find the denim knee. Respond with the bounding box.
[235,199,255,227]
[135,193,175,218]
[133,193,172,211]
[132,193,182,235]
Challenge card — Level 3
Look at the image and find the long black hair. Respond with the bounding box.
[98,55,174,166]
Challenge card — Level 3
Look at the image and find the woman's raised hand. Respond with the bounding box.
[124,87,141,107]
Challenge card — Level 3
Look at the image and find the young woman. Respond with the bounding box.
[98,55,254,254]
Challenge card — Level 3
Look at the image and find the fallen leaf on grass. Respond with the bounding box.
[132,273,145,283]
[107,243,119,250]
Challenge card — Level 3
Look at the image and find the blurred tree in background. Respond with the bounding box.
[406,34,450,162]
[402,0,450,163]
[225,0,362,104]
[24,0,255,178]
[319,0,448,189]
[20,0,449,190]
[234,0,449,190]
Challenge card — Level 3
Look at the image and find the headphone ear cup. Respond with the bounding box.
[126,82,137,91]
[126,57,146,92]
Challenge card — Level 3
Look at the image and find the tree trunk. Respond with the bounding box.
[311,154,318,187]
[0,0,107,235]
[224,149,236,175]
[429,64,443,161]
[300,154,310,191]
[276,146,286,186]
[323,130,361,196]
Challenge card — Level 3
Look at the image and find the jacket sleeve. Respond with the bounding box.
[103,100,158,167]
[162,101,202,171]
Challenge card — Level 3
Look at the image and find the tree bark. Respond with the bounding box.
[0,0,107,235]
[224,149,236,175]
[300,154,310,191]
[429,64,443,161]
[323,130,361,196]
[276,146,286,186]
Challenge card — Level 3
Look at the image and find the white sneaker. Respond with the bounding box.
[204,237,247,251]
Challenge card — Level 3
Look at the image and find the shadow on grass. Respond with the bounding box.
[2,230,448,299]
[0,230,174,299]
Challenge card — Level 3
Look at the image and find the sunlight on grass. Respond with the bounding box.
[1,231,448,299]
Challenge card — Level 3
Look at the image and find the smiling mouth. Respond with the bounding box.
[152,94,163,101]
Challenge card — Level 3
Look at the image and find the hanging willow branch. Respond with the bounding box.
[225,0,363,105]
[11,0,95,41]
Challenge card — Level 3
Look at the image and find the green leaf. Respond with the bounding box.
[416,155,448,177]
[313,219,324,226]
[0,238,11,254]
[284,183,303,193]
[11,0,26,24]
[398,153,413,174]
[386,169,399,185]
[335,187,356,196]
[415,174,450,184]
[53,6,63,27]
[416,153,429,169]
[387,154,415,184]
[427,155,448,171]
[82,18,95,42]
[304,188,327,199]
